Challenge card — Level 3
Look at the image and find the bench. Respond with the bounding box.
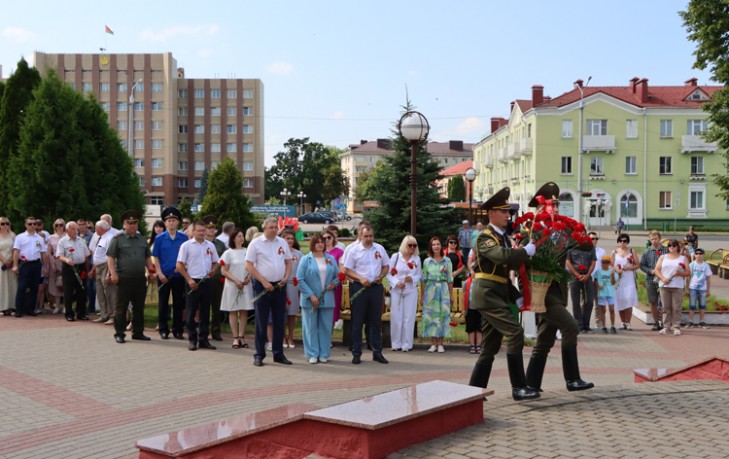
[707,249,729,278]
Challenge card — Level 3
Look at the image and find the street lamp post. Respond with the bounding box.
[280,188,291,220]
[297,191,306,214]
[398,111,430,236]
[128,79,143,157]
[464,167,477,225]
[575,76,591,223]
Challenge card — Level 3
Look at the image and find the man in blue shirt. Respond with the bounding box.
[152,207,189,340]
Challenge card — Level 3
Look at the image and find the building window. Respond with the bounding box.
[151,83,163,93]
[243,143,253,153]
[177,178,188,188]
[211,143,221,153]
[151,158,163,168]
[243,178,253,188]
[195,161,205,171]
[117,102,127,111]
[151,177,163,187]
[134,139,144,150]
[242,106,251,116]
[211,124,221,134]
[561,156,572,174]
[355,166,367,173]
[527,124,532,138]
[134,83,144,93]
[178,143,188,152]
[625,156,636,175]
[659,156,672,175]
[151,102,163,111]
[586,119,608,136]
[178,107,188,116]
[691,156,705,175]
[687,119,708,135]
[134,121,144,132]
[101,102,110,111]
[134,102,143,111]
[194,178,202,188]
[194,107,204,116]
[99,83,110,93]
[117,120,127,131]
[659,191,672,209]
[210,161,218,169]
[133,158,144,168]
[151,139,163,149]
[227,107,236,117]
[243,161,254,171]
[117,83,128,93]
[150,196,164,205]
[660,119,673,138]
[626,120,638,138]
[178,89,187,98]
[151,121,163,131]
[242,124,252,134]
[138,176,145,186]
[227,89,237,98]
[211,89,221,98]
[243,89,253,99]
[82,82,92,93]
[690,190,705,209]
[226,143,237,153]
[227,124,237,134]
[590,157,604,176]
[194,125,205,134]
[210,107,221,116]
[194,89,205,98]
[194,143,204,153]
[561,120,573,138]
[178,161,188,171]
[178,124,188,134]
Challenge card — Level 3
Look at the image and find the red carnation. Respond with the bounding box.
[292,277,299,286]
[80,271,87,280]
[218,277,225,284]
[577,264,587,272]
[514,233,524,241]
[219,260,225,267]
[287,298,291,305]
[541,228,550,237]
[391,268,398,276]
[449,321,458,327]
[407,262,414,269]
[532,222,543,232]
[627,256,633,264]
[679,263,686,270]
[337,272,346,282]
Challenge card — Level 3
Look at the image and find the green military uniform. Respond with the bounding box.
[468,187,539,401]
[107,210,152,342]
[524,182,593,392]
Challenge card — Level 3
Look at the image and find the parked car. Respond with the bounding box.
[317,211,339,221]
[298,212,335,224]
[336,212,352,221]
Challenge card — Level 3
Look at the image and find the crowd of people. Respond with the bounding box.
[0,196,715,399]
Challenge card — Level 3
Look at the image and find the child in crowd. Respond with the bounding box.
[687,248,712,329]
[594,255,617,334]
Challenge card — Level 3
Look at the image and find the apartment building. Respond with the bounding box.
[33,52,264,206]
[473,77,728,229]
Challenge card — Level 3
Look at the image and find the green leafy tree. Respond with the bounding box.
[178,197,195,221]
[196,168,209,204]
[0,58,41,213]
[200,158,256,229]
[681,0,729,199]
[447,176,466,201]
[365,102,458,252]
[6,70,144,231]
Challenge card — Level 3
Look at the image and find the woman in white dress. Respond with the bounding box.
[220,229,253,349]
[0,216,17,315]
[654,239,691,335]
[385,235,421,352]
[611,233,639,330]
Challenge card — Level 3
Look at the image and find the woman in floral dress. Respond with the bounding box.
[420,236,453,353]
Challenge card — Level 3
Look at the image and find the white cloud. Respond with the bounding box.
[266,61,294,76]
[1,27,37,43]
[456,117,486,135]
[332,111,344,120]
[139,24,219,43]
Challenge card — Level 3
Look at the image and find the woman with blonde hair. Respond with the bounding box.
[385,235,421,352]
[0,216,17,316]
[47,218,66,314]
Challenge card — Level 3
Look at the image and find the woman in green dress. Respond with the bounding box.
[420,236,453,353]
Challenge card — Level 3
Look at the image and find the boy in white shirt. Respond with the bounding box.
[687,248,712,329]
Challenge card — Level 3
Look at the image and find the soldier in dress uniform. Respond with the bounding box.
[203,215,227,342]
[524,182,594,393]
[107,210,156,343]
[468,187,540,401]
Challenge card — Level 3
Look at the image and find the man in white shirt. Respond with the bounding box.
[246,217,292,367]
[90,220,117,324]
[344,224,389,365]
[216,221,234,247]
[177,221,220,351]
[12,216,48,318]
[56,222,91,322]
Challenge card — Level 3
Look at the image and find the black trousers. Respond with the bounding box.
[158,276,185,335]
[210,277,224,336]
[15,260,41,316]
[114,277,146,338]
[62,263,87,318]
[350,282,383,357]
[252,279,286,360]
[185,279,212,344]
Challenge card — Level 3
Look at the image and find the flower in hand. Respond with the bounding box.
[390,268,398,276]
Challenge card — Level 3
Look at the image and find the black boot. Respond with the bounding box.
[468,360,493,389]
[526,354,548,392]
[562,347,594,391]
[506,354,540,401]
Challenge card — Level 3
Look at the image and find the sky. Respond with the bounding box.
[0,0,714,167]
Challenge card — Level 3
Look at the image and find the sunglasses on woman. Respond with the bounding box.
[668,244,679,248]
[0,222,9,226]
[407,243,417,248]
[619,240,629,243]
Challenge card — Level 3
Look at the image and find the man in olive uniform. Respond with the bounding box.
[468,187,540,401]
[203,216,227,341]
[524,182,594,393]
[107,210,156,343]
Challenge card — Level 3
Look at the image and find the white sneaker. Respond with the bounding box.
[52,306,62,314]
[437,345,445,353]
[674,328,681,336]
[308,357,318,364]
[318,357,328,363]
[427,345,437,353]
[659,328,667,335]
[266,342,272,351]
[402,348,409,353]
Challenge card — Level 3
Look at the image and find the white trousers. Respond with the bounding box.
[390,287,418,350]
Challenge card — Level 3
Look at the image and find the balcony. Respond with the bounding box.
[681,135,717,153]
[583,135,616,153]
[498,147,507,163]
[520,138,533,155]
[483,155,493,168]
[507,143,519,159]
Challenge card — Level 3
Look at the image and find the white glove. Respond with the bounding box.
[524,242,536,257]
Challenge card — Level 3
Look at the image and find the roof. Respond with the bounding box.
[514,100,533,112]
[537,83,723,109]
[440,160,474,177]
